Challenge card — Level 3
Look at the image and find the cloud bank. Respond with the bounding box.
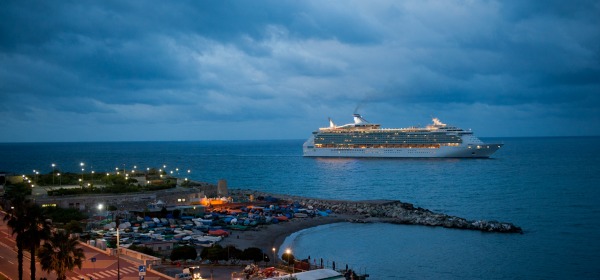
[1,0,599,141]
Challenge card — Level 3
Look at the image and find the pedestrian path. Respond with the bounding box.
[68,266,139,279]
[64,242,169,280]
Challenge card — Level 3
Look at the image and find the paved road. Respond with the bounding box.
[0,217,170,280]
[0,219,55,280]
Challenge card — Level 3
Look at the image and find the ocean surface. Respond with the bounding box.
[1,137,599,279]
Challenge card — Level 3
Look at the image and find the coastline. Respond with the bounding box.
[218,213,353,261]
[217,188,523,264]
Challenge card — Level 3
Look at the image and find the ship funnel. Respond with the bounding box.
[432,118,446,127]
[353,114,369,124]
[328,117,337,128]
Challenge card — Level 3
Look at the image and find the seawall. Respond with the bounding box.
[233,189,523,234]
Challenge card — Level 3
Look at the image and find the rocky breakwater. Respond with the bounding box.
[310,199,523,234]
[237,190,523,234]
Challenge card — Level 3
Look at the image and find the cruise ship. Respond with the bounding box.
[303,114,502,158]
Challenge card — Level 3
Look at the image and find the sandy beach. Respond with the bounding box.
[218,213,353,261]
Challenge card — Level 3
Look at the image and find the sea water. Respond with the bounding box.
[1,137,599,279]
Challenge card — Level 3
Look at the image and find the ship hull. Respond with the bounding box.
[302,146,502,158]
[303,140,503,158]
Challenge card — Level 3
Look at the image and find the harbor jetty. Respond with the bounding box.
[231,189,523,234]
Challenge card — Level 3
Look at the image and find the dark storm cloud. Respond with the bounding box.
[1,0,599,141]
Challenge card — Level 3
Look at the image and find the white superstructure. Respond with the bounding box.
[303,114,502,158]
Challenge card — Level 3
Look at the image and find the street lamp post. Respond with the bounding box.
[286,248,292,275]
[80,162,85,182]
[57,173,61,186]
[51,163,56,186]
[112,210,121,280]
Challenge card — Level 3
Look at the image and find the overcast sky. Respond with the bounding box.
[1,1,599,142]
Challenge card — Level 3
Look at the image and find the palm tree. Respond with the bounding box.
[3,199,29,280]
[37,230,85,280]
[3,200,51,280]
[22,203,52,280]
[4,208,25,280]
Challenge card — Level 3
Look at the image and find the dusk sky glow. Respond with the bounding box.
[1,1,599,142]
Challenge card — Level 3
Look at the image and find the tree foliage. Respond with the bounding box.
[223,245,243,261]
[199,245,244,263]
[63,220,83,233]
[3,196,51,280]
[3,200,28,280]
[3,182,31,202]
[42,206,86,224]
[200,244,226,263]
[45,172,175,196]
[22,203,52,280]
[241,247,265,263]
[170,245,197,261]
[282,252,296,265]
[37,230,85,280]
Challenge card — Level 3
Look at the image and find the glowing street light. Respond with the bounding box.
[285,248,293,275]
[51,163,56,186]
[80,162,85,181]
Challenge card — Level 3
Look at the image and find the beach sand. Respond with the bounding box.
[218,214,353,261]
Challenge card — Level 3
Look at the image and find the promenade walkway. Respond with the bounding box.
[0,217,172,280]
[65,242,172,280]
